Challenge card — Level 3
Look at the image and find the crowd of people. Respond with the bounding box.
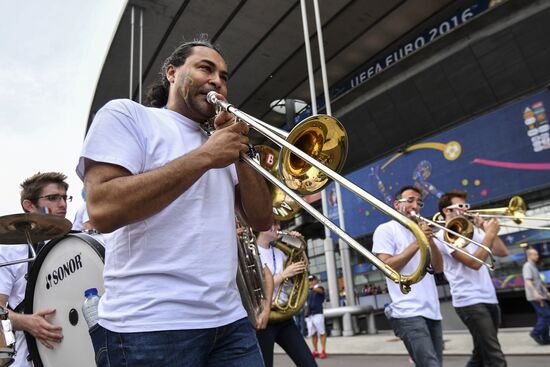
[361,283,385,296]
[1,35,548,367]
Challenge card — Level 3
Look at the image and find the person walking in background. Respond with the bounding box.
[523,248,550,345]
[306,274,327,359]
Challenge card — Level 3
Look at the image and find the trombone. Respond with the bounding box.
[255,145,301,221]
[411,211,495,270]
[465,196,550,231]
[207,92,430,294]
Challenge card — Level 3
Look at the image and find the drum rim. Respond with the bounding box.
[23,232,104,367]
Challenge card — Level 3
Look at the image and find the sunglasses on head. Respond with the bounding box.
[446,203,470,210]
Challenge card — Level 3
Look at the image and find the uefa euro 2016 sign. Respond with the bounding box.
[297,0,494,122]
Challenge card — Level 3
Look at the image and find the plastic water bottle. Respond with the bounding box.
[82,288,100,328]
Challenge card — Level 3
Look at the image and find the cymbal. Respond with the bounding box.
[0,213,72,244]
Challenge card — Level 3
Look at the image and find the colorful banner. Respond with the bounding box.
[493,269,550,289]
[327,89,550,239]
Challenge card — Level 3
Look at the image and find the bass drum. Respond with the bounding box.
[24,233,105,367]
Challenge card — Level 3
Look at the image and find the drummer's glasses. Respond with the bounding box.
[397,197,424,208]
[38,194,73,203]
[446,203,470,210]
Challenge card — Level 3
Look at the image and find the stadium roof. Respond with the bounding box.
[89,0,550,173]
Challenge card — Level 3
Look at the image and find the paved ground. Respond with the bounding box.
[273,354,550,367]
[274,327,550,357]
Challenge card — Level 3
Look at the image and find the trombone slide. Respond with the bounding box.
[207,92,431,293]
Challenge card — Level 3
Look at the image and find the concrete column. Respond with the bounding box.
[323,236,341,336]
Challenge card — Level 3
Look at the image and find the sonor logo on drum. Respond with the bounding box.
[45,253,83,290]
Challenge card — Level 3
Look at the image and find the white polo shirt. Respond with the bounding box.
[435,228,498,308]
[373,220,442,320]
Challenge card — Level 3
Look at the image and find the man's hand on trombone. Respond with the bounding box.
[203,113,250,168]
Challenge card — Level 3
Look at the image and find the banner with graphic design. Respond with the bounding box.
[327,89,550,239]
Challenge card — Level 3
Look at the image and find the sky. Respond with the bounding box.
[0,0,126,222]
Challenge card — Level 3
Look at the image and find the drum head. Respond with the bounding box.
[24,233,104,367]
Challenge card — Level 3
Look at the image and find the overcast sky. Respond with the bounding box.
[0,0,126,222]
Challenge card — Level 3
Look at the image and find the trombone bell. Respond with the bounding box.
[280,115,347,195]
[255,145,301,221]
[444,217,474,249]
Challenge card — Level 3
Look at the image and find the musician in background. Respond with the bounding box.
[436,190,509,366]
[523,248,550,345]
[373,186,443,367]
[255,223,318,367]
[235,219,272,331]
[78,36,272,366]
[0,172,69,367]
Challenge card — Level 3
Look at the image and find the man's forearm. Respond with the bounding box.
[85,148,213,233]
[235,161,272,231]
[379,242,419,272]
[7,310,26,332]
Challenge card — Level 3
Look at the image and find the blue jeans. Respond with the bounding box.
[455,303,506,367]
[389,316,443,367]
[530,300,550,342]
[89,317,265,367]
[293,309,306,336]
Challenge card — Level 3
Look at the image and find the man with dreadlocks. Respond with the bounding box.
[77,36,272,366]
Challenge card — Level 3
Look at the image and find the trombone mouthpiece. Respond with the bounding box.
[206,91,218,105]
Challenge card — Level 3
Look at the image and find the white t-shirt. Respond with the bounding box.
[372,220,442,320]
[76,99,246,332]
[0,245,32,367]
[435,228,498,307]
[72,203,89,231]
[258,244,287,302]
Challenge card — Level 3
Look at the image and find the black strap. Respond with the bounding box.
[8,300,25,314]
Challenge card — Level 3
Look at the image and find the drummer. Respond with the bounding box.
[0,172,70,367]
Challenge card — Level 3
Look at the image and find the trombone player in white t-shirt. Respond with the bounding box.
[373,186,444,367]
[435,190,509,367]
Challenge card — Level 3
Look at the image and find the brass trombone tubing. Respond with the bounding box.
[465,213,550,229]
[207,92,430,293]
[411,211,495,270]
[499,223,550,231]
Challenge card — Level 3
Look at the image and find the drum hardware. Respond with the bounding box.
[207,91,430,293]
[0,307,15,367]
[0,213,71,268]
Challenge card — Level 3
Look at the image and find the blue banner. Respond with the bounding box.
[329,89,550,238]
